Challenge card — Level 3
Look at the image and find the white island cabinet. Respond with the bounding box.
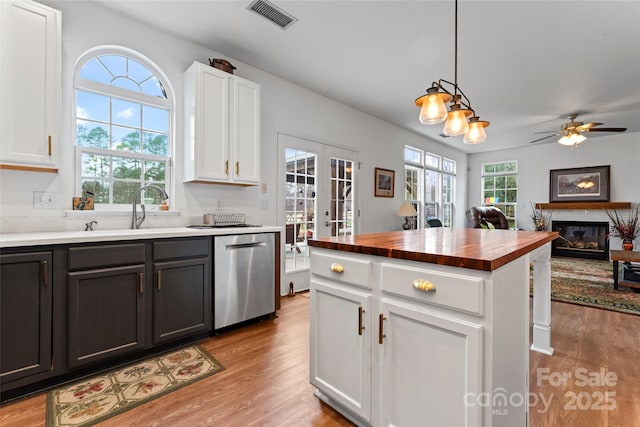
[309,228,557,427]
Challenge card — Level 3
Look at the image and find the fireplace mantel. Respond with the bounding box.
[535,202,631,210]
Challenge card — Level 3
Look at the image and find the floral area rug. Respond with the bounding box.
[531,257,640,315]
[46,345,224,427]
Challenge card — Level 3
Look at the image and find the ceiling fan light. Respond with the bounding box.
[443,104,471,136]
[416,88,452,125]
[558,132,586,146]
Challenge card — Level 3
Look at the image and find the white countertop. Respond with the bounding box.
[0,226,283,248]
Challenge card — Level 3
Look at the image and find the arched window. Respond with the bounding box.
[74,47,172,206]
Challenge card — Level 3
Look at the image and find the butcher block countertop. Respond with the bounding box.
[308,228,558,272]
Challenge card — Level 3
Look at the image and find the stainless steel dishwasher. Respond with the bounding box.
[214,233,275,330]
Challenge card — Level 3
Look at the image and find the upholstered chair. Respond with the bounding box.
[465,207,509,229]
[426,218,443,227]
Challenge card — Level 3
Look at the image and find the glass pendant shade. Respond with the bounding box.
[558,132,586,146]
[418,93,449,125]
[463,120,487,144]
[443,107,469,136]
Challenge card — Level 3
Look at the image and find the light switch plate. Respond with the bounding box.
[33,191,57,209]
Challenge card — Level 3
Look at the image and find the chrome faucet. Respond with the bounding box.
[131,185,169,229]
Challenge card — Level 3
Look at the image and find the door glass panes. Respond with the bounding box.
[285,149,316,272]
[329,158,354,237]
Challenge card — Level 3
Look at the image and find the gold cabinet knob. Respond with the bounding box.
[330,263,344,273]
[412,279,436,292]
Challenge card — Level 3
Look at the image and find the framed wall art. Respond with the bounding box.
[549,165,610,203]
[374,167,395,197]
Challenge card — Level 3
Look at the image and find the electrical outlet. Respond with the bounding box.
[33,191,57,209]
[259,199,268,211]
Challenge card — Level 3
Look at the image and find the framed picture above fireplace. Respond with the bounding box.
[549,165,610,203]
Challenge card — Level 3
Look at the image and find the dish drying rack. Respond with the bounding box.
[210,212,246,226]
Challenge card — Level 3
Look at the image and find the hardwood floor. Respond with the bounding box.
[1,295,639,426]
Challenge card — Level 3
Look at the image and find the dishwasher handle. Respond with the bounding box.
[225,242,268,250]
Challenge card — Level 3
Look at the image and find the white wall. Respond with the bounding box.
[467,132,640,230]
[0,0,467,233]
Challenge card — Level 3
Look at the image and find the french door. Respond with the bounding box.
[278,133,358,293]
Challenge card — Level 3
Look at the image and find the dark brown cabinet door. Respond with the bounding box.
[0,252,52,384]
[153,258,211,344]
[67,265,145,368]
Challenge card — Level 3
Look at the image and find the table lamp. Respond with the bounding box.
[397,202,417,230]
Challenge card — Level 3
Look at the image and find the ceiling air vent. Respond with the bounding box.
[248,0,297,29]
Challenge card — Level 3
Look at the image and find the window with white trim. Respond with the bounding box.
[74,49,172,206]
[481,161,518,228]
[404,146,456,227]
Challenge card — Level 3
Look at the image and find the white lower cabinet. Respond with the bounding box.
[310,281,372,423]
[378,299,482,426]
[310,247,530,427]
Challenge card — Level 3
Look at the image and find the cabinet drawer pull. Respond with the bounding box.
[48,135,52,156]
[235,161,239,175]
[42,260,48,286]
[413,279,436,292]
[157,271,161,290]
[358,306,365,335]
[378,314,386,344]
[330,263,344,273]
[225,160,229,175]
[139,272,144,293]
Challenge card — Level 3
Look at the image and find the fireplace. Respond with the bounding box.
[551,220,609,260]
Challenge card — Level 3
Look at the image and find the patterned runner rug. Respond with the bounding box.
[46,345,224,427]
[532,257,640,315]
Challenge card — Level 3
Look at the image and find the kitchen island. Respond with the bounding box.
[308,228,557,427]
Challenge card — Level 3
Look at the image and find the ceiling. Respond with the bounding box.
[93,0,640,153]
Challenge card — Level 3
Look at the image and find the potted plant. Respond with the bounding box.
[604,205,639,250]
[530,202,551,231]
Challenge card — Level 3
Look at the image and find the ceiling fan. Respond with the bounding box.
[529,113,627,146]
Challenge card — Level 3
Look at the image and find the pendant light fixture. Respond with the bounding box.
[414,0,489,144]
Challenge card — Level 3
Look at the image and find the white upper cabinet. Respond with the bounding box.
[183,61,261,185]
[0,0,61,172]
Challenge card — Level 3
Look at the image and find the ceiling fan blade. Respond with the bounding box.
[533,130,561,135]
[584,127,627,132]
[529,134,559,143]
[576,122,603,131]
